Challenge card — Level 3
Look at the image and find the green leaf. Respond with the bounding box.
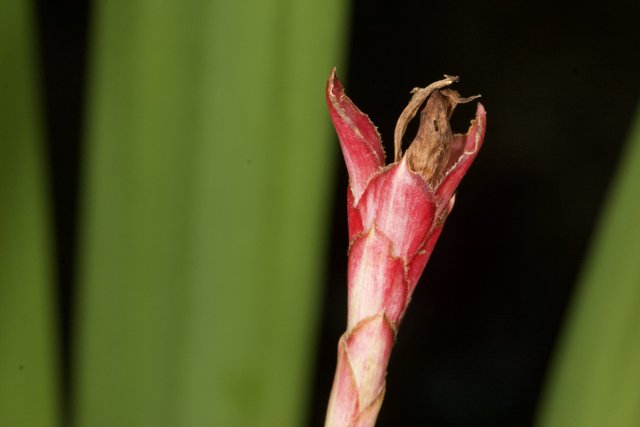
[0,1,59,426]
[74,0,347,426]
[536,104,640,427]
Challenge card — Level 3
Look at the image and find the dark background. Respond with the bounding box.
[37,0,639,426]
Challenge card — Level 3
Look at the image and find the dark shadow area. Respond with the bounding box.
[36,0,91,421]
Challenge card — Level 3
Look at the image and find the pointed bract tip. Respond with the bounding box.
[476,102,487,118]
[326,67,385,203]
[327,67,340,100]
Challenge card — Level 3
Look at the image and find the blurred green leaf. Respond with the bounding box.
[0,1,59,426]
[537,105,640,427]
[74,0,347,426]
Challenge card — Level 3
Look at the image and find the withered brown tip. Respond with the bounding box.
[393,77,479,186]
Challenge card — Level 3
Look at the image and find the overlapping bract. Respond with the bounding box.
[324,69,486,427]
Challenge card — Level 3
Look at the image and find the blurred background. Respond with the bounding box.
[1,0,639,426]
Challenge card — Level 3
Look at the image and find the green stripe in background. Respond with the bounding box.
[536,104,640,427]
[74,0,347,426]
[0,0,59,426]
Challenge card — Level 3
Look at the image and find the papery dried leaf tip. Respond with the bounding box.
[324,68,486,427]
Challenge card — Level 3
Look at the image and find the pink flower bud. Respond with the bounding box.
[324,68,486,427]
